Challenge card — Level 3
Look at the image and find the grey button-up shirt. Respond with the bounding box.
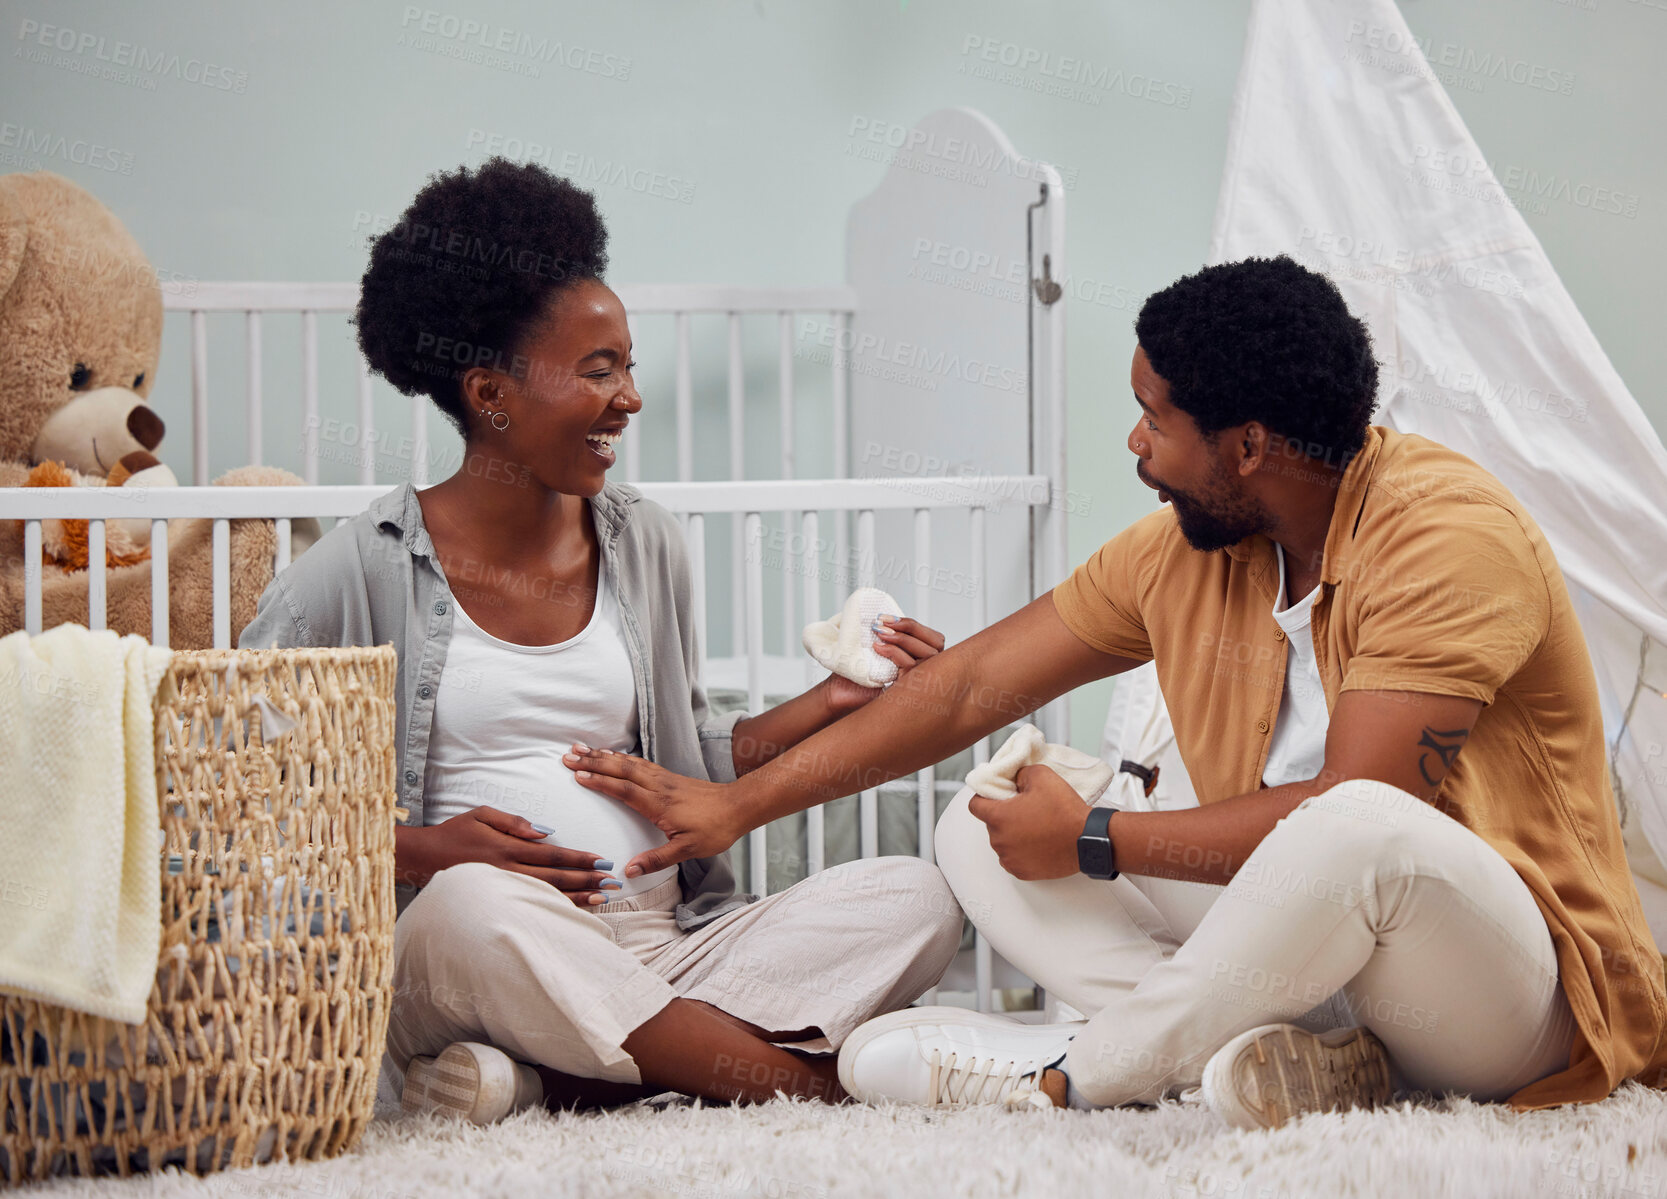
[238,480,754,929]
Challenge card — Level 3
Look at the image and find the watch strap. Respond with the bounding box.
[1077,804,1119,880]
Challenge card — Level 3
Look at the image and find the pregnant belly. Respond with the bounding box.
[424,759,678,898]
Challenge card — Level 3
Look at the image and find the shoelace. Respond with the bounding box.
[926,1049,1044,1108]
[1002,1082,1059,1111]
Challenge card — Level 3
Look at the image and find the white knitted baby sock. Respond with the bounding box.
[965,724,1115,803]
[802,587,904,688]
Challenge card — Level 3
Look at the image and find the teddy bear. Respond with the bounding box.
[0,170,318,648]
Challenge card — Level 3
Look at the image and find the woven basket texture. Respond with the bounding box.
[1,645,399,1182]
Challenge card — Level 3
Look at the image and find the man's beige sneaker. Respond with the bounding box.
[1201,1023,1394,1130]
[401,1042,544,1125]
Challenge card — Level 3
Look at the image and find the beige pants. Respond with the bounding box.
[385,856,964,1088]
[936,778,1578,1107]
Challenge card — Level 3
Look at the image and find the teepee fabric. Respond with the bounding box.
[1131,0,1667,932]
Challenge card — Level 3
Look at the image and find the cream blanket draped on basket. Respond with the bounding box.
[0,624,173,1023]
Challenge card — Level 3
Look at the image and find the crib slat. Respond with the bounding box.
[832,312,849,479]
[687,513,707,677]
[245,311,263,466]
[675,312,693,483]
[744,512,767,894]
[191,310,209,486]
[857,509,877,860]
[275,517,292,573]
[23,520,42,636]
[855,510,876,589]
[914,505,939,1003]
[728,314,746,480]
[729,313,745,660]
[150,519,169,646]
[357,360,375,484]
[801,509,824,875]
[778,312,795,479]
[778,313,796,658]
[802,510,822,690]
[913,508,935,866]
[212,518,231,649]
[301,310,319,484]
[85,521,107,631]
[832,311,851,604]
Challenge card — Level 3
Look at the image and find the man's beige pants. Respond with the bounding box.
[384,856,964,1092]
[935,778,1578,1107]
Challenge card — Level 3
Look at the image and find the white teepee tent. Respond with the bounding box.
[1108,0,1667,944]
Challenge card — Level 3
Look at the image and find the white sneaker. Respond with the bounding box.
[401,1042,544,1125]
[1201,1023,1394,1131]
[838,1007,1078,1109]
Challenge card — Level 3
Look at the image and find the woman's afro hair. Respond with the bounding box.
[354,157,608,434]
[1134,255,1379,462]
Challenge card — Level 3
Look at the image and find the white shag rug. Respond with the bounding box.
[16,1084,1667,1199]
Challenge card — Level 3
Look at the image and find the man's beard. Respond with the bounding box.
[1151,461,1270,553]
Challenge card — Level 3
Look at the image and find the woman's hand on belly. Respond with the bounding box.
[397,806,620,907]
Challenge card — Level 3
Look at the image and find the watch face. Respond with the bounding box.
[1078,838,1113,878]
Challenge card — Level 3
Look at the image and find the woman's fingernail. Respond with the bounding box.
[593,859,614,871]
[588,893,606,905]
[573,742,591,751]
[576,770,592,780]
[530,823,556,836]
[624,865,643,879]
[600,879,624,890]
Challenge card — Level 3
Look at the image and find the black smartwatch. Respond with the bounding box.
[1077,805,1119,880]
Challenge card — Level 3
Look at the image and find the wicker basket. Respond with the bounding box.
[0,645,399,1182]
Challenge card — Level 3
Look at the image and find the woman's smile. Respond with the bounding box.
[585,425,624,465]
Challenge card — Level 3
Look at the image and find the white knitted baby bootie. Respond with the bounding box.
[802,587,904,688]
[966,724,1116,803]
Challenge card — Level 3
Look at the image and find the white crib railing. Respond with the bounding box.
[167,282,859,488]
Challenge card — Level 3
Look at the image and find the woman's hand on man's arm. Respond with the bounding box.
[395,806,619,907]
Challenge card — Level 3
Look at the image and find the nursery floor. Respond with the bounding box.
[15,1082,1667,1199]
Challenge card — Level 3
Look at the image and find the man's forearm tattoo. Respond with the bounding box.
[1417,726,1470,787]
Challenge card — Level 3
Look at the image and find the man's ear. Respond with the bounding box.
[1234,423,1270,477]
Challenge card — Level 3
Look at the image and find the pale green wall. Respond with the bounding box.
[3,0,1661,749]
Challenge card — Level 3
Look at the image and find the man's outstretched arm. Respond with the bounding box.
[566,593,1143,878]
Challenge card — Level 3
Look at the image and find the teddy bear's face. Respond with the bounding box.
[33,385,165,477]
[0,171,165,473]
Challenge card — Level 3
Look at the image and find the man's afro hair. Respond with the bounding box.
[354,157,608,434]
[1135,255,1379,462]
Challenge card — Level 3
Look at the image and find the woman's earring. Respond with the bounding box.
[490,411,510,431]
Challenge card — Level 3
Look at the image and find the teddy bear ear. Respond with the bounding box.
[0,180,25,305]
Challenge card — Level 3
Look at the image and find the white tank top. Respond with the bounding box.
[422,554,677,897]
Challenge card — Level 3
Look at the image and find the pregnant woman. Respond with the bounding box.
[239,159,963,1120]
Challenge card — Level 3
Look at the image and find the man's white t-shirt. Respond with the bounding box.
[423,555,677,897]
[1261,545,1330,789]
